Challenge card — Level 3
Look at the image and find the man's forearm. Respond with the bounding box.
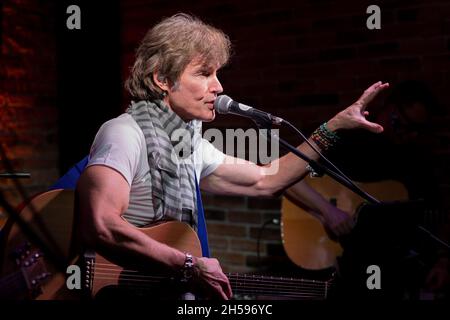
[83,214,186,274]
[260,137,324,195]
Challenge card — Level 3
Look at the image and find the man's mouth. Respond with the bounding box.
[206,101,215,110]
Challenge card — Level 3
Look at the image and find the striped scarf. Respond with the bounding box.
[127,100,200,229]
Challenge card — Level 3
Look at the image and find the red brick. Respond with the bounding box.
[247,197,281,211]
[206,222,247,237]
[228,211,262,224]
[249,226,282,241]
[230,239,259,253]
[210,250,246,266]
[208,236,229,251]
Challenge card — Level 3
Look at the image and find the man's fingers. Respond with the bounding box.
[359,82,389,107]
[218,281,230,300]
[360,119,384,133]
[209,280,228,300]
[216,276,232,299]
[224,279,233,299]
[210,277,232,300]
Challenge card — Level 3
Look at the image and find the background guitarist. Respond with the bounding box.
[75,13,389,300]
[287,80,449,299]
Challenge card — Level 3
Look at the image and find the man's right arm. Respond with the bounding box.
[76,165,186,272]
[75,165,232,299]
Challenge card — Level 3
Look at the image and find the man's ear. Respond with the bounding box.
[153,72,169,92]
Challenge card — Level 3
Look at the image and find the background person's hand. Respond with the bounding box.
[320,205,355,241]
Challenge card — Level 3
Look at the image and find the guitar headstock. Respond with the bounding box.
[11,242,52,298]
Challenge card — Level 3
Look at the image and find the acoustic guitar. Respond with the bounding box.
[281,175,409,270]
[0,189,334,300]
[0,189,78,300]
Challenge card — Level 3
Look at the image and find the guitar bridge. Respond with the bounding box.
[82,251,96,294]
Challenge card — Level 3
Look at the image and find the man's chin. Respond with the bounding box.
[201,111,216,122]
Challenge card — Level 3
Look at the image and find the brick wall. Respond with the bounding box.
[0,0,58,223]
[121,0,450,274]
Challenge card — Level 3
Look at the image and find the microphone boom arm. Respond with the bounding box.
[255,119,380,204]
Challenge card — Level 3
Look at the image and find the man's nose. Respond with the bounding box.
[210,76,223,95]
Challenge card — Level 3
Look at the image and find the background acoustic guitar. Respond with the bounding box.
[281,175,409,270]
[0,189,78,299]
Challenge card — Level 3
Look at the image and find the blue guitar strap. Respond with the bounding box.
[195,174,210,257]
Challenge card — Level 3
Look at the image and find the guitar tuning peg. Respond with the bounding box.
[23,243,31,252]
[37,273,47,280]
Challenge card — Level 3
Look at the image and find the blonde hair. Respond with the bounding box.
[125,13,231,100]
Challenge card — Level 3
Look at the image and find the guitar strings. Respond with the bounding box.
[93,271,328,293]
[93,264,329,290]
[89,275,326,299]
[91,275,326,298]
[92,263,330,291]
[91,265,330,296]
[93,262,331,286]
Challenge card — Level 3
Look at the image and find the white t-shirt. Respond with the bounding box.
[87,113,225,226]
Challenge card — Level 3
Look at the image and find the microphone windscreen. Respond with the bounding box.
[214,95,233,114]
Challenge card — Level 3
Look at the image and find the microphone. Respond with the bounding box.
[214,95,284,126]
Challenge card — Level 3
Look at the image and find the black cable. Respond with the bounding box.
[417,226,450,251]
[256,218,280,268]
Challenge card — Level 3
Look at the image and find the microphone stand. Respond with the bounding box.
[0,172,31,179]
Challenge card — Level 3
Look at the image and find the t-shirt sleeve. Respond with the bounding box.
[200,138,226,179]
[86,119,141,186]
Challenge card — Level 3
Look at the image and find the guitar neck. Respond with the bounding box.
[227,273,331,300]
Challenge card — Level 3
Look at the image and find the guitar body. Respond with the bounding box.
[89,221,202,299]
[0,189,78,299]
[281,175,409,270]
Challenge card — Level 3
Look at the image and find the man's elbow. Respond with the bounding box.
[78,209,112,250]
[254,178,280,197]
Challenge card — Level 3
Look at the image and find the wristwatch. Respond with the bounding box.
[181,252,195,282]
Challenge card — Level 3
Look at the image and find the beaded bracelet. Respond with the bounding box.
[310,122,339,151]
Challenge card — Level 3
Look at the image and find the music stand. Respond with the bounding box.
[335,200,430,300]
[345,200,426,250]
